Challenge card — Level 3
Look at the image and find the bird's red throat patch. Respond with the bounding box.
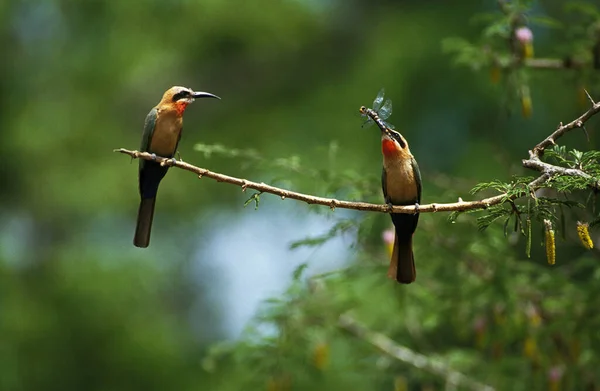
[382,139,400,157]
[175,101,189,116]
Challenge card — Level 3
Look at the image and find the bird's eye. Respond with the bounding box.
[172,90,190,102]
[391,132,406,149]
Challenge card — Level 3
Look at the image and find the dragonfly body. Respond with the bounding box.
[359,88,395,131]
[359,107,390,132]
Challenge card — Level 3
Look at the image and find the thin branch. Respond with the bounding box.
[522,154,600,189]
[527,172,551,189]
[338,314,495,391]
[532,101,600,157]
[524,58,588,70]
[115,149,507,214]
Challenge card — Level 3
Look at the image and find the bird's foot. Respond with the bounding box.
[150,153,157,161]
[161,157,178,167]
[386,201,394,213]
[413,202,420,215]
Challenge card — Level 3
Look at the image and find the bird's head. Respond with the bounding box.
[381,128,409,159]
[161,86,220,114]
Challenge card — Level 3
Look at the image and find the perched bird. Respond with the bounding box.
[360,90,421,283]
[380,128,421,283]
[134,86,220,248]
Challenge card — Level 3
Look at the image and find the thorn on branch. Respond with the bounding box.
[129,150,140,163]
[584,89,596,106]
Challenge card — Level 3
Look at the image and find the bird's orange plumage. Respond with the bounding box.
[156,88,190,117]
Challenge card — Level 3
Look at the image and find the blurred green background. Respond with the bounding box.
[2,0,600,390]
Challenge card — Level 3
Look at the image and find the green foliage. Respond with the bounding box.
[289,219,358,249]
[4,0,600,390]
[244,192,262,210]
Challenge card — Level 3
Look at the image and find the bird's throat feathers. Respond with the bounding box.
[382,139,404,159]
[174,101,189,116]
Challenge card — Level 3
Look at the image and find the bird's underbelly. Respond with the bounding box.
[384,163,418,204]
[149,126,180,157]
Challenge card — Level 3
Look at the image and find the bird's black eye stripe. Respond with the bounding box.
[172,90,190,102]
[390,131,406,149]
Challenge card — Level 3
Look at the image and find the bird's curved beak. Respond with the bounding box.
[192,91,221,100]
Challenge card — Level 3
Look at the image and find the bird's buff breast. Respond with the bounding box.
[149,110,183,157]
[383,158,418,203]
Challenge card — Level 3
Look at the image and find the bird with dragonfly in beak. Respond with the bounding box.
[360,88,422,284]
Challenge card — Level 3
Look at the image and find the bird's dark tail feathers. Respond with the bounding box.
[387,235,416,284]
[134,197,156,248]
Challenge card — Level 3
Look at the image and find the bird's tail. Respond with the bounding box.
[387,234,416,284]
[134,197,156,248]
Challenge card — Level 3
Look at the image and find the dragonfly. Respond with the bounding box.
[359,88,395,131]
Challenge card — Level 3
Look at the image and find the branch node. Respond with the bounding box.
[458,197,464,203]
[241,180,248,192]
[576,120,583,128]
[329,199,337,210]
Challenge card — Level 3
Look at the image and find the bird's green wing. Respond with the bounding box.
[411,156,422,204]
[139,108,157,171]
[140,108,158,152]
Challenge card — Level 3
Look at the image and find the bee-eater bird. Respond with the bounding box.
[360,96,421,284]
[134,86,220,248]
[380,128,421,283]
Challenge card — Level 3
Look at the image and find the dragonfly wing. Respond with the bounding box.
[373,88,385,111]
[362,118,375,128]
[385,121,395,130]
[379,99,393,120]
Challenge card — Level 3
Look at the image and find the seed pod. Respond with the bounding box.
[577,221,593,250]
[312,342,329,371]
[521,85,532,118]
[544,219,555,265]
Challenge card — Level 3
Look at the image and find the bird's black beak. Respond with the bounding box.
[192,91,220,100]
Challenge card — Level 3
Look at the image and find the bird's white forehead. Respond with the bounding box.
[172,86,192,93]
